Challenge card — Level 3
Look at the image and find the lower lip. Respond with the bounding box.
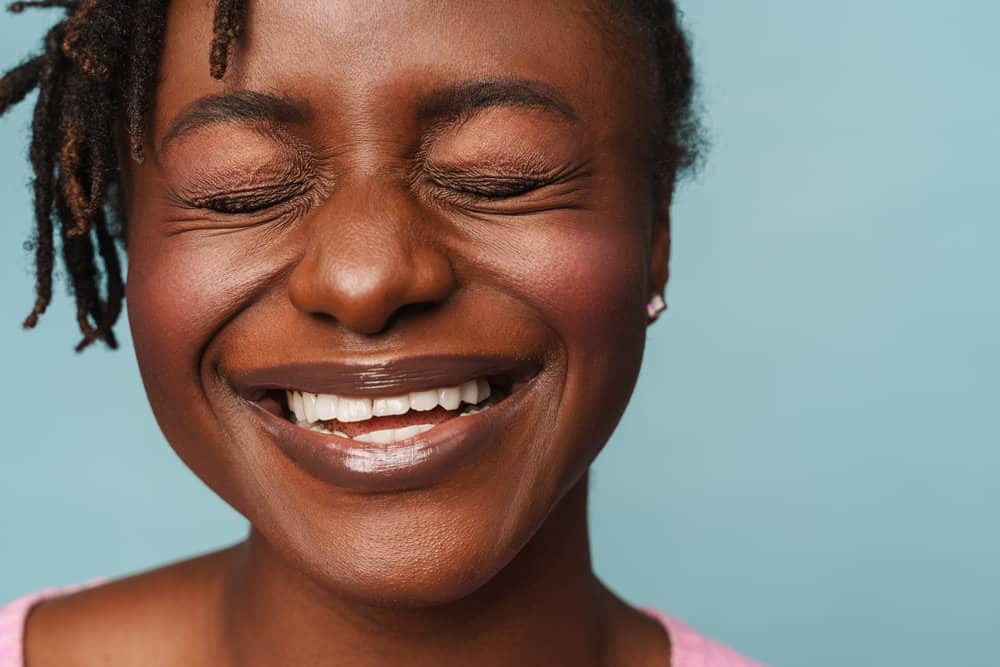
[245,382,533,493]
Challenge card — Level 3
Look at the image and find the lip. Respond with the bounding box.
[244,371,536,494]
[229,355,541,493]
[229,355,538,398]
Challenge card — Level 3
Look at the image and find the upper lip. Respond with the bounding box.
[227,354,540,399]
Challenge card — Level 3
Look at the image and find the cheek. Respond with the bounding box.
[126,232,225,483]
[125,222,284,499]
[126,231,247,380]
[126,213,295,366]
[496,208,650,362]
[128,245,216,359]
[470,206,651,468]
[537,227,647,335]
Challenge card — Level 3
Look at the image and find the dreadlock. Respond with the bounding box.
[0,0,246,351]
[0,0,696,352]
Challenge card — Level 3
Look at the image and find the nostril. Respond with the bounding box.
[380,300,444,332]
[285,201,456,334]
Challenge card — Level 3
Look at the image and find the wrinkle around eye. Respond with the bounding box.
[418,158,594,213]
[167,153,317,196]
[425,176,595,217]
[160,197,312,237]
[168,179,314,214]
[160,170,321,234]
[159,121,320,202]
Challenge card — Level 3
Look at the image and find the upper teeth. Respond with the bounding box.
[287,378,491,424]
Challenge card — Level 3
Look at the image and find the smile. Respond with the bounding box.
[286,376,508,443]
[233,356,538,493]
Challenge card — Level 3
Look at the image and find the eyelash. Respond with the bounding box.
[181,182,311,216]
[179,172,552,219]
[428,175,550,202]
[198,196,289,215]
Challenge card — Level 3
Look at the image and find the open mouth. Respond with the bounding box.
[233,357,540,491]
[270,375,513,444]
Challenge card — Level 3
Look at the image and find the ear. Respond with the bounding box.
[647,196,671,300]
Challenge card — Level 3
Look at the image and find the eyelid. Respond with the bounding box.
[162,126,318,199]
[429,173,549,198]
[421,159,591,198]
[165,150,320,214]
[165,179,314,219]
[184,181,309,207]
[422,153,573,179]
[423,175,593,218]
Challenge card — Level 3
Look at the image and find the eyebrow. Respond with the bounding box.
[415,79,579,126]
[159,79,577,153]
[160,90,311,152]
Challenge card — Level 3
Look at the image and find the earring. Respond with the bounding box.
[646,294,667,322]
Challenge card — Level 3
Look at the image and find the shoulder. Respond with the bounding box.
[2,547,237,667]
[0,580,105,667]
[641,607,768,667]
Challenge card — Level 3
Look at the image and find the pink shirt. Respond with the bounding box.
[0,583,764,666]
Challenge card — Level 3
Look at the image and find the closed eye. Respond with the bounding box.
[422,159,588,202]
[432,174,550,200]
[173,181,312,215]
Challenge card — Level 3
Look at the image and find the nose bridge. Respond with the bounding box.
[287,178,455,335]
[321,178,415,256]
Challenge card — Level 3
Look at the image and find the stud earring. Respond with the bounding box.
[646,294,667,322]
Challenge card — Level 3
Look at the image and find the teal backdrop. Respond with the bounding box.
[2,3,998,666]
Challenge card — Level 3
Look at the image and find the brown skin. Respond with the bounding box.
[25,1,673,665]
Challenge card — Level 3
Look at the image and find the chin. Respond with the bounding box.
[262,492,545,609]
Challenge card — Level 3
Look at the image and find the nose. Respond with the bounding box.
[287,183,456,335]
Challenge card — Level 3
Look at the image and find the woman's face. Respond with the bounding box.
[125,0,669,604]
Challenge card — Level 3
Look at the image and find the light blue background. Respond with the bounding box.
[2,3,998,665]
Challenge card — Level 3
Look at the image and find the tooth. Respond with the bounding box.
[409,389,439,411]
[355,428,396,444]
[459,380,478,405]
[334,431,349,438]
[372,395,410,417]
[438,386,461,410]
[302,392,318,422]
[315,394,339,421]
[294,392,307,421]
[393,424,421,441]
[286,391,301,420]
[337,397,373,422]
[475,378,491,403]
[394,424,435,441]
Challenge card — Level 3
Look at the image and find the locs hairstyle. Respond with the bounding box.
[0,0,699,352]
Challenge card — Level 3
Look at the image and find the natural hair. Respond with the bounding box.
[0,0,697,351]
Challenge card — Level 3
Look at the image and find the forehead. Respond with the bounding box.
[154,0,648,149]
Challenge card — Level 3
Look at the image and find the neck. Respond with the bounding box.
[219,474,613,667]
